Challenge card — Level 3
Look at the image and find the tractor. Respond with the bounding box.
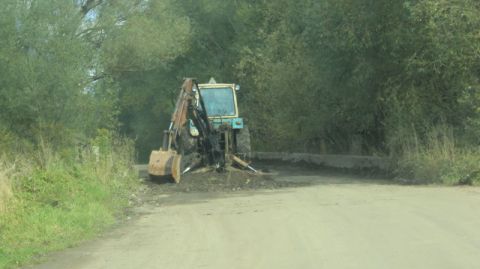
[148,78,255,182]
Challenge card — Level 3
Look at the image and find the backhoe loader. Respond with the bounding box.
[148,78,256,183]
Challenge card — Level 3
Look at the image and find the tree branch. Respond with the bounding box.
[81,0,103,18]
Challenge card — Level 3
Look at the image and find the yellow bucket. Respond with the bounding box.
[148,149,182,183]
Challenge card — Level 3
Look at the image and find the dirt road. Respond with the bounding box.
[28,163,480,269]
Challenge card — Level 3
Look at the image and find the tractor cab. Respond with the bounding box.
[189,79,244,136]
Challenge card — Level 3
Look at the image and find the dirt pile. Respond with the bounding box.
[148,169,307,193]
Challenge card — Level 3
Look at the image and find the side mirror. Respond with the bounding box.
[235,85,240,91]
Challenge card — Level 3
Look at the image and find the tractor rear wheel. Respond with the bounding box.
[178,128,196,155]
[236,125,251,161]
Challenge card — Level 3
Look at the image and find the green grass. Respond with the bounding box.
[0,138,139,269]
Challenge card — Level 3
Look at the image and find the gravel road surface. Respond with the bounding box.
[27,163,480,269]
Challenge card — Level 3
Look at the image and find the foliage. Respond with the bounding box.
[0,0,192,152]
[0,1,84,145]
[97,0,480,159]
[232,0,480,156]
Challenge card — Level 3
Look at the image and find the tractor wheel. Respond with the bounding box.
[236,125,251,161]
[177,128,196,155]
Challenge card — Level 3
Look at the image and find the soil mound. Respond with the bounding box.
[149,169,307,193]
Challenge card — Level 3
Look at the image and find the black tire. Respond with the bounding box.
[236,125,251,160]
[177,128,197,155]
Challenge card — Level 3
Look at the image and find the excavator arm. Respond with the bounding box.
[148,79,197,182]
[148,78,222,182]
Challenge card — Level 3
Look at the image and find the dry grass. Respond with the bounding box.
[396,127,480,184]
[0,161,14,213]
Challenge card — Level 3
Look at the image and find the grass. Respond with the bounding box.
[395,127,480,185]
[0,136,139,269]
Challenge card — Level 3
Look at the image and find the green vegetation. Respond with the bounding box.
[0,134,138,268]
[96,0,480,184]
[1,1,480,267]
[0,1,142,268]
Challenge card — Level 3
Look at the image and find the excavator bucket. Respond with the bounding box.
[148,149,182,183]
